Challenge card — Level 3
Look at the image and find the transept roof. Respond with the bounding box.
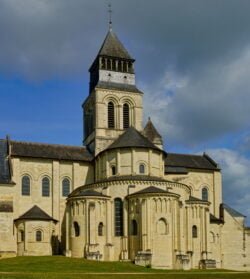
[165,153,220,171]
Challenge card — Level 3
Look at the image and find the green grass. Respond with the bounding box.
[0,256,249,279]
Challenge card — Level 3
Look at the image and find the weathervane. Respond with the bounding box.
[108,3,112,30]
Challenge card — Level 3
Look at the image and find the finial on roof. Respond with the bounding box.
[108,3,113,31]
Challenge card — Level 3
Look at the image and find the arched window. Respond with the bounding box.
[123,103,130,129]
[20,230,24,242]
[202,187,208,201]
[192,225,198,238]
[42,177,50,197]
[157,218,168,235]
[139,164,145,174]
[36,230,42,242]
[98,222,104,236]
[114,198,123,236]
[131,219,138,236]
[73,222,80,237]
[111,165,116,176]
[22,176,30,196]
[108,102,115,128]
[62,178,70,197]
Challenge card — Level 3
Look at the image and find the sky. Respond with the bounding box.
[0,0,250,222]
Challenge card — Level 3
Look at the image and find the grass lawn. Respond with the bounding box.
[0,256,249,279]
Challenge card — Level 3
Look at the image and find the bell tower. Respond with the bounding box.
[83,28,143,155]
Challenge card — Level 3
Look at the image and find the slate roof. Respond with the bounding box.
[0,139,12,184]
[10,141,93,162]
[129,186,168,196]
[96,81,142,94]
[210,213,224,224]
[70,189,109,198]
[165,166,188,174]
[223,204,246,218]
[142,118,162,143]
[186,196,209,203]
[165,153,219,171]
[105,127,162,153]
[97,30,134,60]
[15,205,57,222]
[98,175,167,183]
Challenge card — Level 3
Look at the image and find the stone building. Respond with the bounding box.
[0,28,250,270]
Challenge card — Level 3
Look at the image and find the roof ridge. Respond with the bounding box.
[167,152,204,157]
[11,140,87,150]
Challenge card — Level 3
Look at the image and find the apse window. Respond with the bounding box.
[131,219,138,236]
[36,230,42,242]
[98,222,104,236]
[74,222,80,237]
[111,165,116,176]
[20,230,25,242]
[139,164,145,174]
[114,198,123,236]
[192,225,198,238]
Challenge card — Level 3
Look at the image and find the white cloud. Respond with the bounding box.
[206,148,250,223]
[142,45,250,147]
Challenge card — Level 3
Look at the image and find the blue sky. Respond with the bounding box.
[0,0,250,222]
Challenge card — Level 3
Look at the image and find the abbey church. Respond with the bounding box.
[0,28,250,270]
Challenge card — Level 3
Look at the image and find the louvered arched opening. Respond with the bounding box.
[108,102,115,128]
[123,103,130,129]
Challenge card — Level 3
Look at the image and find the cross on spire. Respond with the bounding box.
[108,3,112,30]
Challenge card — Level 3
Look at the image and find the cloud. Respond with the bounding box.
[143,46,250,148]
[206,148,250,223]
[1,0,250,81]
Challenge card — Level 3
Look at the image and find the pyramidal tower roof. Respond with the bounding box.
[97,29,134,60]
[105,126,162,152]
[143,118,162,143]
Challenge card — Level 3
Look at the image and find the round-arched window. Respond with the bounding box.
[42,177,50,197]
[22,176,30,196]
[36,230,42,242]
[139,164,145,174]
[62,178,70,197]
[202,187,208,201]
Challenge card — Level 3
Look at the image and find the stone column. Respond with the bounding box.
[65,205,70,255]
[123,199,128,259]
[52,160,60,240]
[146,198,151,250]
[148,150,152,176]
[132,149,136,174]
[89,202,96,245]
[117,152,121,175]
